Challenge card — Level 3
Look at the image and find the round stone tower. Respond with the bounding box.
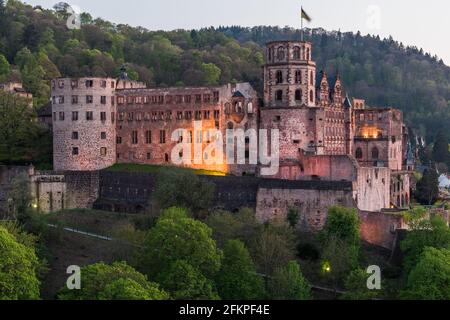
[263,40,317,108]
[52,78,117,171]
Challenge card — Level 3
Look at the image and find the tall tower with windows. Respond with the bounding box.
[260,40,325,174]
[263,41,317,108]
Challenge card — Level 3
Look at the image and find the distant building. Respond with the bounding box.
[0,82,33,105]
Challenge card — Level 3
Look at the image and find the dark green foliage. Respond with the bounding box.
[268,261,311,300]
[401,247,450,300]
[140,207,222,280]
[287,208,299,228]
[415,168,439,205]
[58,261,168,300]
[401,216,450,273]
[216,240,264,300]
[154,170,215,215]
[432,131,449,163]
[341,268,379,300]
[0,91,52,168]
[158,260,219,300]
[321,206,360,247]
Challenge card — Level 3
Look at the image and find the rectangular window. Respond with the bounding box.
[147,152,151,160]
[100,112,107,121]
[116,136,122,144]
[214,110,220,119]
[72,111,78,121]
[176,95,183,104]
[185,111,192,120]
[117,96,124,105]
[159,130,166,144]
[111,112,115,124]
[195,111,202,120]
[195,94,202,103]
[86,95,93,104]
[145,130,152,144]
[59,96,65,104]
[111,81,115,88]
[100,96,107,104]
[100,147,107,156]
[86,111,93,121]
[203,94,211,103]
[59,112,65,121]
[71,80,78,88]
[100,80,107,88]
[53,112,56,121]
[213,91,219,102]
[72,147,79,155]
[204,110,210,119]
[71,95,78,104]
[185,95,191,103]
[101,132,106,140]
[131,131,138,144]
[58,80,65,88]
[85,80,93,88]
[177,111,183,120]
[136,96,143,104]
[72,132,78,140]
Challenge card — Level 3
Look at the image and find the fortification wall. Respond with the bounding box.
[356,167,391,212]
[359,210,405,250]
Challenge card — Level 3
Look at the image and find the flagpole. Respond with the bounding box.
[301,6,304,41]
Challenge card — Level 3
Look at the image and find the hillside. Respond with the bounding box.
[0,0,449,141]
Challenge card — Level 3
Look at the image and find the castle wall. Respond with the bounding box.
[356,167,391,212]
[255,179,354,231]
[359,210,405,250]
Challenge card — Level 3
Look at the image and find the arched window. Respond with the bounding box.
[356,148,363,159]
[310,71,314,85]
[372,147,379,159]
[277,47,285,60]
[295,70,302,84]
[275,90,283,101]
[293,46,301,59]
[276,70,283,84]
[295,89,302,101]
[309,90,314,103]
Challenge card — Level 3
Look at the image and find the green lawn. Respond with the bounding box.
[105,163,227,176]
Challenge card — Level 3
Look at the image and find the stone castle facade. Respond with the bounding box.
[48,40,412,219]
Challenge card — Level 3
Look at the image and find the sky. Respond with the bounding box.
[24,0,450,65]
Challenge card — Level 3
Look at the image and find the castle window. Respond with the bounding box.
[111,112,115,123]
[59,112,65,121]
[100,112,107,121]
[111,81,115,88]
[176,95,183,104]
[295,89,302,101]
[71,95,78,104]
[177,111,183,120]
[145,130,152,144]
[58,96,64,104]
[101,132,106,140]
[86,111,93,121]
[131,131,138,144]
[293,46,301,59]
[100,80,107,88]
[86,95,93,104]
[275,115,281,122]
[195,94,202,103]
[58,80,64,88]
[203,94,211,103]
[160,130,166,144]
[72,132,78,140]
[72,147,79,156]
[71,80,78,88]
[135,96,142,104]
[368,113,374,121]
[310,71,314,86]
[195,110,202,120]
[276,70,283,84]
[185,111,192,120]
[165,95,173,104]
[117,96,124,105]
[275,90,283,101]
[359,114,364,121]
[356,148,363,159]
[309,90,314,103]
[116,136,122,144]
[100,147,107,156]
[204,110,210,119]
[214,110,220,119]
[372,147,379,159]
[277,47,285,60]
[306,48,310,60]
[185,95,191,103]
[85,80,93,88]
[295,70,302,84]
[213,91,219,102]
[165,153,169,162]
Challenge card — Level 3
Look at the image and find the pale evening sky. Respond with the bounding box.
[23,0,450,65]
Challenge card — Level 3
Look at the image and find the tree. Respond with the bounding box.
[341,268,379,300]
[401,216,450,273]
[154,170,215,215]
[321,206,361,247]
[216,240,264,300]
[432,131,449,163]
[0,53,10,80]
[0,226,40,300]
[415,168,439,205]
[140,207,222,280]
[58,261,168,300]
[268,261,311,300]
[401,247,450,300]
[201,63,221,85]
[158,260,219,300]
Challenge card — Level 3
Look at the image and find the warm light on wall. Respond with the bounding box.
[359,126,382,139]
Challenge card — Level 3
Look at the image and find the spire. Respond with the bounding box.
[332,72,343,105]
[319,71,329,106]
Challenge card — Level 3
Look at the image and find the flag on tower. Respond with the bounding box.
[301,7,312,22]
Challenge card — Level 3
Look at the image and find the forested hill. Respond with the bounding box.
[0,1,449,140]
